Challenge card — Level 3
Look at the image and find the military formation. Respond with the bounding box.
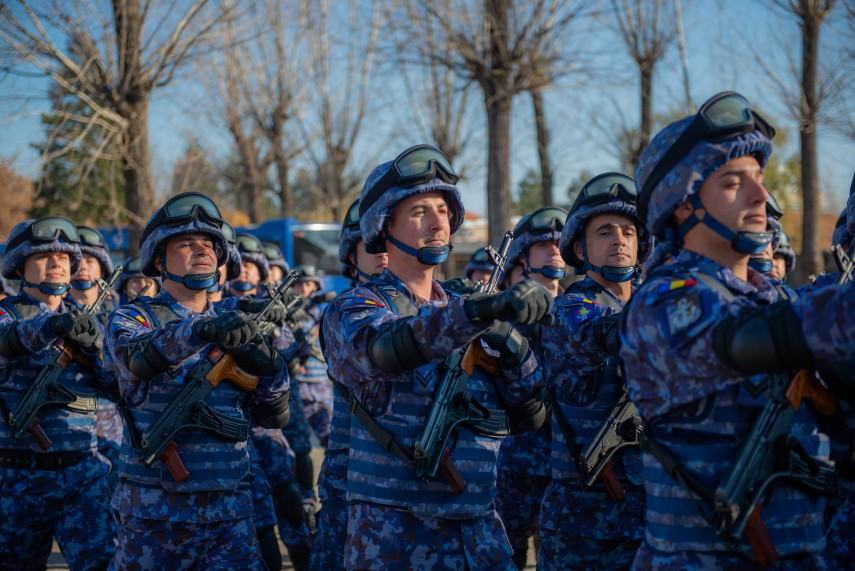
[0,91,853,570]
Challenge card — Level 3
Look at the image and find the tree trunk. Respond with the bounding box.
[276,152,292,219]
[635,62,654,168]
[799,4,823,277]
[485,88,512,247]
[531,88,553,206]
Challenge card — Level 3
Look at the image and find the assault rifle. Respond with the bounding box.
[413,232,514,493]
[830,240,853,285]
[139,270,299,482]
[8,266,123,450]
[577,386,643,501]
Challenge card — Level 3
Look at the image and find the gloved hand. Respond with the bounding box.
[239,298,287,326]
[480,321,529,368]
[231,337,283,377]
[193,311,259,351]
[441,276,478,295]
[48,310,103,354]
[303,497,318,535]
[464,280,553,325]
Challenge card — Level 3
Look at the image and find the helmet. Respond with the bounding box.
[1,218,83,295]
[359,149,464,261]
[293,264,324,291]
[262,241,290,274]
[72,226,114,290]
[116,257,161,298]
[636,97,773,245]
[464,248,494,280]
[235,233,270,283]
[560,173,653,282]
[507,207,567,279]
[775,230,796,274]
[140,218,227,278]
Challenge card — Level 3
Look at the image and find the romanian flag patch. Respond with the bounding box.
[355,298,385,308]
[127,309,150,328]
[656,279,697,295]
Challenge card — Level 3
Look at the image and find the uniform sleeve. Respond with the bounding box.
[13,312,61,355]
[791,281,854,364]
[619,277,744,420]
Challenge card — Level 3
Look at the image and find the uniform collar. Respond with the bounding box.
[676,250,777,303]
[153,289,216,317]
[377,269,448,306]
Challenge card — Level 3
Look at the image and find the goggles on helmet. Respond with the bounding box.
[7,217,80,251]
[571,174,638,216]
[140,192,225,246]
[359,145,459,217]
[344,200,361,231]
[778,231,792,249]
[516,207,568,235]
[124,257,143,274]
[236,233,264,254]
[221,221,237,245]
[77,226,107,249]
[640,92,776,214]
[263,242,285,261]
[766,193,783,221]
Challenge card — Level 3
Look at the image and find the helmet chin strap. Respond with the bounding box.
[21,278,71,296]
[522,255,566,279]
[230,280,256,293]
[579,238,637,283]
[748,256,773,274]
[386,234,452,266]
[71,279,97,290]
[678,195,773,255]
[160,254,220,291]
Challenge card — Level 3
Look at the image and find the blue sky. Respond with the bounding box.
[1,0,852,219]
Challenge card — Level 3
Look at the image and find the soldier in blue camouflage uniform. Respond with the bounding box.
[230,233,271,297]
[0,217,116,570]
[106,192,291,570]
[290,265,333,449]
[116,256,160,305]
[538,174,651,570]
[263,241,291,285]
[495,207,567,568]
[621,91,853,569]
[65,225,125,493]
[323,144,553,569]
[311,199,388,570]
[464,249,494,285]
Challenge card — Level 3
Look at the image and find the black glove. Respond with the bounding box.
[592,313,622,355]
[480,321,529,368]
[441,276,479,295]
[49,310,103,354]
[194,311,259,351]
[464,280,553,325]
[231,337,283,377]
[239,298,287,326]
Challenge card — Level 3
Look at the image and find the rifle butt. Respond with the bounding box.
[785,369,838,416]
[439,449,466,494]
[600,461,627,501]
[29,421,52,451]
[206,353,259,391]
[745,505,778,566]
[162,441,190,483]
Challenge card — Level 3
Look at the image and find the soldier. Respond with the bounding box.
[67,225,124,493]
[495,206,567,568]
[106,192,290,569]
[230,233,270,297]
[311,199,388,569]
[206,221,241,303]
[0,216,116,570]
[323,144,552,569]
[537,173,650,570]
[464,249,494,285]
[622,91,853,569]
[289,265,333,449]
[116,257,160,304]
[263,241,290,285]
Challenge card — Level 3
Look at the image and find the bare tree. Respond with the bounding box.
[762,0,840,278]
[405,0,587,245]
[610,0,677,168]
[297,0,380,222]
[0,1,234,254]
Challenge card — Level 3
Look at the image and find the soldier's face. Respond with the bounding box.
[159,233,218,277]
[293,280,318,299]
[525,240,563,272]
[772,254,787,281]
[353,240,388,280]
[23,252,71,284]
[74,254,102,281]
[469,268,491,284]
[386,191,451,256]
[126,277,155,298]
[240,261,261,285]
[268,266,284,283]
[697,155,768,237]
[577,213,639,270]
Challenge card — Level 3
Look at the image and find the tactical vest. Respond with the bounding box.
[118,297,251,492]
[642,264,828,557]
[549,280,643,485]
[345,282,506,518]
[0,297,100,453]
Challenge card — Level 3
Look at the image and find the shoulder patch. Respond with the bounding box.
[573,302,596,323]
[665,293,703,336]
[125,307,151,328]
[353,298,386,308]
[656,279,698,296]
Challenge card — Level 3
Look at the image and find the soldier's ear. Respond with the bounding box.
[154,257,162,272]
[573,240,584,262]
[672,199,693,225]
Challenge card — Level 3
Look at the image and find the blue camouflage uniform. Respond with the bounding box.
[107,285,289,570]
[294,305,333,447]
[538,278,646,570]
[324,269,543,570]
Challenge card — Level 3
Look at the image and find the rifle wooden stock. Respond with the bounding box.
[439,449,466,493]
[600,460,627,501]
[745,505,778,566]
[204,347,260,391]
[28,421,52,451]
[161,441,191,482]
[785,369,837,417]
